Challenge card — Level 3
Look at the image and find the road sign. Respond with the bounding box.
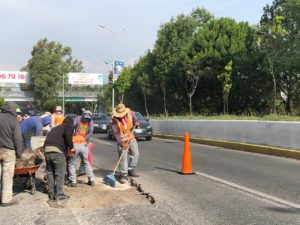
[68,73,103,85]
[0,71,29,84]
[113,61,124,81]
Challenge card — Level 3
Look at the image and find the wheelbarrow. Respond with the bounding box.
[14,148,45,195]
[14,164,41,195]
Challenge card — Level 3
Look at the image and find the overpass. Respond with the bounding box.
[1,91,99,102]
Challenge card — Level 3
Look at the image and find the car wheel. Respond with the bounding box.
[146,136,152,141]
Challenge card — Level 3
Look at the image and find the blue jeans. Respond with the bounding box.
[117,140,139,176]
[68,144,94,183]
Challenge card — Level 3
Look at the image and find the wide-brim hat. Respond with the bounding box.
[113,103,130,118]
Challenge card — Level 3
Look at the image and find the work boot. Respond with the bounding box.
[1,199,18,207]
[128,169,140,177]
[48,195,56,201]
[67,182,77,187]
[56,194,70,201]
[118,175,128,184]
[88,180,95,186]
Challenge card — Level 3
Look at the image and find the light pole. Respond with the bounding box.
[62,74,65,114]
[98,25,127,111]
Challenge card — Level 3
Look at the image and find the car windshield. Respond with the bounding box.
[92,115,107,120]
[134,112,145,121]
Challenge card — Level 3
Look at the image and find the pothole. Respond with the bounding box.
[47,175,152,209]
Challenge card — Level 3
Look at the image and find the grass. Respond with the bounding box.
[149,114,300,121]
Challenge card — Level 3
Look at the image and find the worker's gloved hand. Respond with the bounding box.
[67,148,76,157]
[134,121,139,128]
[122,142,129,150]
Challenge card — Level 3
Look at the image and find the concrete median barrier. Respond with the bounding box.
[151,120,300,159]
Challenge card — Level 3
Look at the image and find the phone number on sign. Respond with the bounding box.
[0,73,26,80]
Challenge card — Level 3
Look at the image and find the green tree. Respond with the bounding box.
[96,84,112,113]
[191,18,249,114]
[113,67,132,103]
[229,25,272,115]
[218,60,233,114]
[132,52,155,117]
[25,38,83,111]
[260,0,300,114]
[179,9,213,115]
[0,97,4,109]
[259,15,288,113]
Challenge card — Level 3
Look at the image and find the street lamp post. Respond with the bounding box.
[62,74,65,114]
[98,25,127,111]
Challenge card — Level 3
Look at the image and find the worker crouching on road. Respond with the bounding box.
[112,103,140,184]
[0,102,23,206]
[68,110,95,187]
[21,113,52,149]
[44,116,75,201]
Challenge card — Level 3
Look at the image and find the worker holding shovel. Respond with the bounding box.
[112,103,140,184]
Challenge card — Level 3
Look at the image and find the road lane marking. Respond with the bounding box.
[91,138,113,146]
[195,171,300,209]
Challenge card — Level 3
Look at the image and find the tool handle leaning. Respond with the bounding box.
[112,128,135,175]
[112,148,127,175]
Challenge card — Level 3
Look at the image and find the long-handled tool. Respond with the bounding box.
[103,148,127,187]
[103,128,136,187]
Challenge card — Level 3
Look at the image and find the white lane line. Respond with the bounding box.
[195,171,300,209]
[91,138,113,146]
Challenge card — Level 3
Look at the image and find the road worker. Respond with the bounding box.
[0,102,23,206]
[52,106,64,127]
[112,103,140,184]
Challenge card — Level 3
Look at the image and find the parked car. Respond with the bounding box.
[92,113,110,133]
[106,111,152,141]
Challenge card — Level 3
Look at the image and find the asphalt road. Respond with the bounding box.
[91,133,300,225]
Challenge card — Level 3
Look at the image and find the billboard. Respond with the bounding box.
[0,71,29,84]
[113,61,124,81]
[67,73,103,85]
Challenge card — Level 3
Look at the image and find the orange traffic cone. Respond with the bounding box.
[181,132,195,175]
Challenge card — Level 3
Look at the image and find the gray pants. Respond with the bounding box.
[0,148,16,204]
[117,140,139,175]
[68,144,94,183]
[45,152,66,198]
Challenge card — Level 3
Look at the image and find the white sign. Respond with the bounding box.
[0,71,29,84]
[68,73,103,85]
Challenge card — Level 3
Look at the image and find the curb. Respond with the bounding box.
[154,134,300,160]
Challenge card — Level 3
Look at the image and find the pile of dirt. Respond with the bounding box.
[15,149,43,168]
[48,176,149,209]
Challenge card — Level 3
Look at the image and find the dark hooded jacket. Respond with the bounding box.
[0,102,23,157]
[44,116,74,154]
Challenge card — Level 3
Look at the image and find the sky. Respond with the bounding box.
[0,0,273,83]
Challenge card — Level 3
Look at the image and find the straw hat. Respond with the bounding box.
[113,103,130,118]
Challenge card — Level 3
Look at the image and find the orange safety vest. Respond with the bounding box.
[113,111,135,143]
[72,121,89,144]
[53,114,64,126]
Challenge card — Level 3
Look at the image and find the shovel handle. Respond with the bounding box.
[112,128,135,175]
[112,148,127,175]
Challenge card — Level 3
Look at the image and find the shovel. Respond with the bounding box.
[103,148,127,187]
